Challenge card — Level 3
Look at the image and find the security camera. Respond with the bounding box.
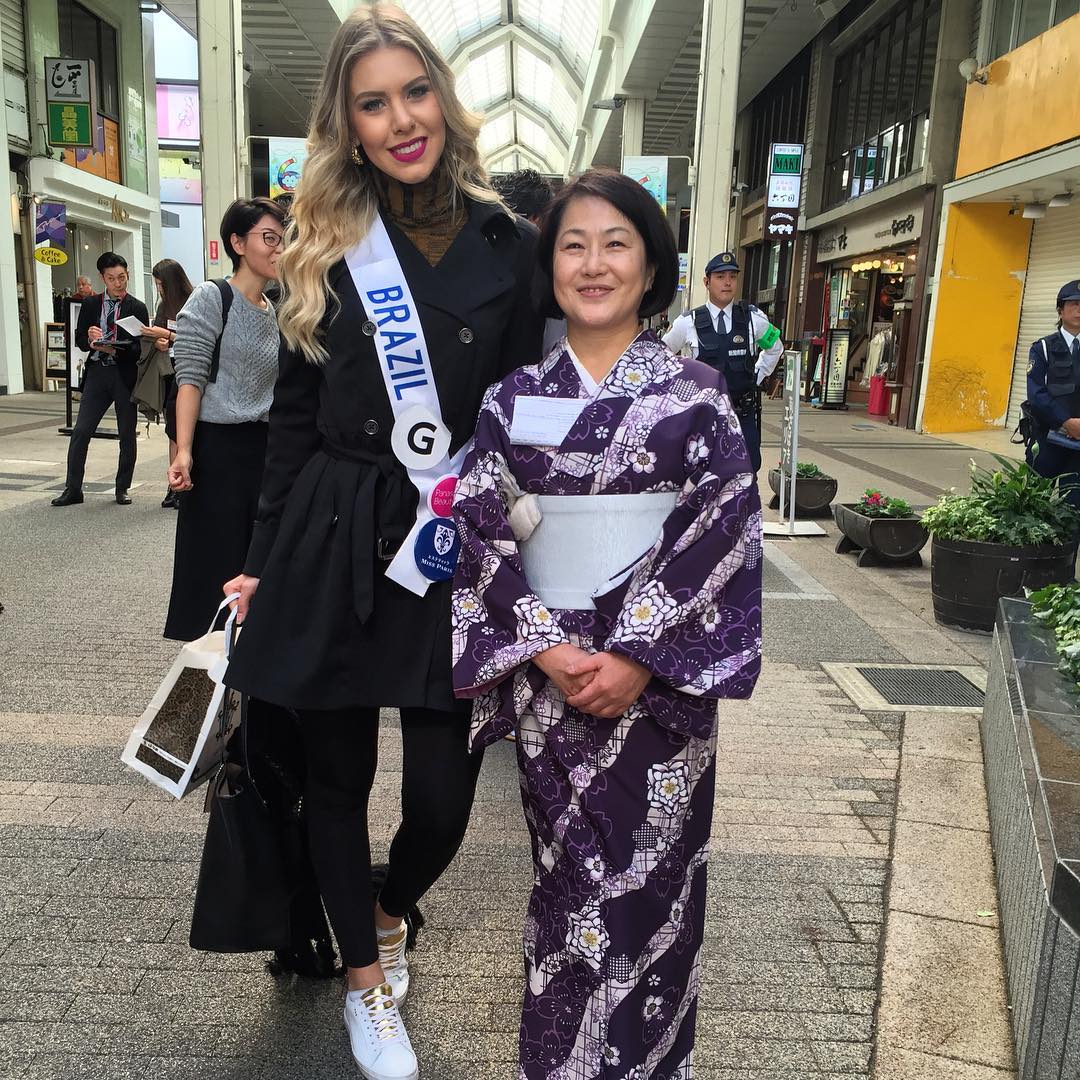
[733,181,750,194]
[958,58,988,84]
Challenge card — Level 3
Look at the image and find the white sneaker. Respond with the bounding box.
[344,982,418,1080]
[377,921,410,1003]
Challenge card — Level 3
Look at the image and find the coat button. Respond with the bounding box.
[363,419,379,435]
[362,321,377,336]
[459,328,474,344]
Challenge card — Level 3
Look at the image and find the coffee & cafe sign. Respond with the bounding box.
[816,194,923,262]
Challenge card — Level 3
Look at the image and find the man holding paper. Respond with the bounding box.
[53,252,149,507]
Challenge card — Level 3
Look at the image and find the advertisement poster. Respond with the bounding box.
[269,137,308,199]
[156,83,200,142]
[103,118,120,183]
[622,155,668,213]
[35,202,66,247]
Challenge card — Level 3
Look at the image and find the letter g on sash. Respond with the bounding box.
[392,404,451,471]
[408,421,437,455]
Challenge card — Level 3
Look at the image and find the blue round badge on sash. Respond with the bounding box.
[414,518,460,581]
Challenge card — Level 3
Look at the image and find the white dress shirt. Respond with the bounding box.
[662,300,784,383]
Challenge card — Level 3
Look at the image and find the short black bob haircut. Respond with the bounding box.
[533,168,678,321]
[96,252,127,274]
[219,196,286,271]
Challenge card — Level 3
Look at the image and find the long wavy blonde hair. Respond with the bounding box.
[277,3,502,362]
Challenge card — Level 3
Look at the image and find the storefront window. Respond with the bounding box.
[744,47,811,195]
[823,0,941,210]
[989,0,1078,59]
[57,0,120,121]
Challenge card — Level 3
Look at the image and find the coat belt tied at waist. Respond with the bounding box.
[321,439,417,623]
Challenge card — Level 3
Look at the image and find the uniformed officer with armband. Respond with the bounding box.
[663,251,783,471]
[1025,279,1080,506]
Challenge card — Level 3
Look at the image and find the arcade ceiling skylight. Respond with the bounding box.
[403,0,602,174]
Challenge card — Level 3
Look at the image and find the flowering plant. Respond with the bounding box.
[855,488,914,518]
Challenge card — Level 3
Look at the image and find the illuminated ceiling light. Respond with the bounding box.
[1022,203,1048,219]
[1049,192,1073,208]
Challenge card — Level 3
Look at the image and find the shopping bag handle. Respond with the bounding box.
[203,593,242,661]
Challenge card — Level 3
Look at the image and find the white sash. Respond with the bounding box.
[345,215,467,597]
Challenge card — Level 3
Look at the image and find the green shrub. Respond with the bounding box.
[1029,582,1080,692]
[795,462,829,479]
[920,457,1080,546]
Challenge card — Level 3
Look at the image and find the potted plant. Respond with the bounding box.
[834,488,929,567]
[767,461,839,517]
[921,457,1079,633]
[1029,582,1080,692]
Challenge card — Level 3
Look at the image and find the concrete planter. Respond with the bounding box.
[832,502,929,567]
[983,599,1080,1078]
[767,468,838,517]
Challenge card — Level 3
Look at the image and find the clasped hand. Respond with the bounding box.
[534,643,650,719]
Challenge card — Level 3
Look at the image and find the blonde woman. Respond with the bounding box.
[223,5,543,1078]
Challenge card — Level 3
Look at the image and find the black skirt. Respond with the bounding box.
[223,450,466,714]
[164,420,268,642]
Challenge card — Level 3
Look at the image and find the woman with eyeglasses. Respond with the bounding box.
[163,196,285,642]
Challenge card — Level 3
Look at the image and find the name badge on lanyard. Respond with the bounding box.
[345,215,467,596]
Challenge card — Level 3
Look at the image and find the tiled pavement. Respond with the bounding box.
[0,394,977,1079]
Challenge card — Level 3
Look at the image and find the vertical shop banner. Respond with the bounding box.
[766,142,803,237]
[44,57,93,147]
[35,202,66,248]
[623,156,668,213]
[821,328,851,409]
[269,137,309,199]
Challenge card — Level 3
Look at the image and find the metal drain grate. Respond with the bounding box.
[855,666,984,708]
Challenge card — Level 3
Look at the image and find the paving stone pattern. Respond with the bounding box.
[0,488,901,1078]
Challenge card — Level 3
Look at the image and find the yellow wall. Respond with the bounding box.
[921,203,1032,433]
[955,13,1080,178]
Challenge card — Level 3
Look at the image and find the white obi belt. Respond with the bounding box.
[517,492,677,610]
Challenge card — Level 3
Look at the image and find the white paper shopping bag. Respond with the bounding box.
[122,596,241,799]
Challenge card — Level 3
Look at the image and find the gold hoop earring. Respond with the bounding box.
[351,144,365,166]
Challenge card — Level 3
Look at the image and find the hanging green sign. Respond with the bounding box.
[771,146,803,175]
[47,101,93,147]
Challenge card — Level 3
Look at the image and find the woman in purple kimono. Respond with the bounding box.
[451,168,763,1079]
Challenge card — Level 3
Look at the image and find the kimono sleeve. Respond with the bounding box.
[599,395,763,701]
[451,394,570,698]
[243,341,322,576]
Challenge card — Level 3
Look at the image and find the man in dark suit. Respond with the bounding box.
[52,252,150,506]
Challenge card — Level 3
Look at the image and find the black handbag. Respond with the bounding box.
[189,697,338,976]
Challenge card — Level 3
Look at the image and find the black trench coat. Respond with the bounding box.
[225,200,544,712]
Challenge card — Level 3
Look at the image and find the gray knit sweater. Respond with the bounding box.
[173,280,280,424]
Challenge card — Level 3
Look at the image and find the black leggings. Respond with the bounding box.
[298,706,483,969]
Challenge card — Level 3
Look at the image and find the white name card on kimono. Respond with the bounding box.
[509,396,587,446]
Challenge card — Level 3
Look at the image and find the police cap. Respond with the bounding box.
[705,252,740,275]
[1057,280,1080,306]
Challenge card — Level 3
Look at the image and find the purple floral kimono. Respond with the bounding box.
[451,331,763,1080]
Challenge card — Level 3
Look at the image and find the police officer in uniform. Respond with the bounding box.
[1025,279,1080,506]
[663,251,783,471]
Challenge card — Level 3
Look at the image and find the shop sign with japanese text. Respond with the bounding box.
[766,143,803,237]
[44,58,93,147]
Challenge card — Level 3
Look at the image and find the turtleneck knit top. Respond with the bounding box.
[369,164,467,268]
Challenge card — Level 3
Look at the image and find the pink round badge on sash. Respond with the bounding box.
[428,474,458,518]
